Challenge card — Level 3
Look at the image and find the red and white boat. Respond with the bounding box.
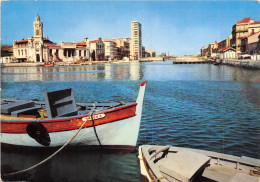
[1,81,146,152]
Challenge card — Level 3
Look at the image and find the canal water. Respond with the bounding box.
[1,61,260,181]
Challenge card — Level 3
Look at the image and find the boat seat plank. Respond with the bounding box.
[1,114,37,121]
[1,101,35,114]
[11,106,42,117]
[159,150,210,182]
[202,165,259,182]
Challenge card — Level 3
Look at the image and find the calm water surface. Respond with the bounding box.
[1,61,260,181]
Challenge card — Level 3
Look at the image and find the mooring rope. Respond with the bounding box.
[4,115,90,177]
[90,111,102,147]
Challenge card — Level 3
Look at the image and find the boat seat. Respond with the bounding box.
[1,101,35,115]
[11,106,42,117]
[159,150,210,182]
[202,166,260,182]
[44,88,78,118]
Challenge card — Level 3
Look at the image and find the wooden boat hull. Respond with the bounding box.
[1,81,147,151]
[139,145,260,182]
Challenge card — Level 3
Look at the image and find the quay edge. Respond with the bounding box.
[220,59,260,69]
[1,63,45,67]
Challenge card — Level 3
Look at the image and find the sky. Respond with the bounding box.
[1,1,260,56]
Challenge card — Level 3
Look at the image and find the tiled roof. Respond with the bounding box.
[44,43,61,47]
[238,17,251,24]
[90,40,98,43]
[218,47,236,53]
[76,42,86,46]
[16,39,29,43]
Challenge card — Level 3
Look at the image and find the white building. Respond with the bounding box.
[13,15,90,63]
[103,40,118,60]
[219,47,237,59]
[130,21,142,60]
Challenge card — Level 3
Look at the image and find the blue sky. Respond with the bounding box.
[1,1,260,56]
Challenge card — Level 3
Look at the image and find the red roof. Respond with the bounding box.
[218,47,236,53]
[250,21,260,25]
[16,39,29,43]
[76,42,86,46]
[238,17,251,24]
[44,43,61,47]
[90,40,98,43]
[247,31,260,38]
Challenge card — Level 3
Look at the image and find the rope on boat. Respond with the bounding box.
[150,176,168,182]
[90,111,102,148]
[4,116,90,177]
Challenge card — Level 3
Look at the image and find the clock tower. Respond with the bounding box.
[34,15,43,39]
[33,15,43,62]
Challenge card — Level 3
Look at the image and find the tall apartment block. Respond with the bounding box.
[130,21,142,60]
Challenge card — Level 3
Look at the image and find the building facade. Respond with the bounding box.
[90,38,105,61]
[219,47,237,59]
[241,31,260,55]
[13,15,90,63]
[231,17,260,53]
[111,38,130,59]
[103,40,118,60]
[130,21,142,60]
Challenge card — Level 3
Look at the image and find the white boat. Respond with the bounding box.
[139,145,260,182]
[1,81,147,152]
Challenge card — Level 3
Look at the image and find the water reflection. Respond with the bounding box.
[1,148,141,182]
[1,63,143,82]
[1,62,260,181]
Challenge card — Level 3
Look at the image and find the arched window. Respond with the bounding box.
[18,50,20,56]
[21,50,23,55]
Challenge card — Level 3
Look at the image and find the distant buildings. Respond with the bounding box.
[3,15,156,63]
[201,17,260,60]
[13,15,90,63]
[230,17,260,53]
[130,21,142,60]
[144,49,156,57]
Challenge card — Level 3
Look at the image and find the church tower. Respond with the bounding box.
[33,15,43,38]
[33,15,43,62]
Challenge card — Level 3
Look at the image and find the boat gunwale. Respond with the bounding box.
[140,145,260,179]
[1,103,137,124]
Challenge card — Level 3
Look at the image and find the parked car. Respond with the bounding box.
[238,54,252,59]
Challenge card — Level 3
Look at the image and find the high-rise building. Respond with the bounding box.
[130,21,142,60]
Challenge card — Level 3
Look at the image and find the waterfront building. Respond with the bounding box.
[103,39,118,60]
[248,21,260,35]
[130,21,142,60]
[200,46,209,57]
[218,36,232,52]
[241,31,260,55]
[230,17,260,53]
[12,15,90,63]
[145,50,156,57]
[208,41,219,58]
[111,38,130,59]
[90,38,105,61]
[218,47,237,59]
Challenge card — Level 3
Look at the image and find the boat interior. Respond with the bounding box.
[1,88,126,121]
[141,145,260,182]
